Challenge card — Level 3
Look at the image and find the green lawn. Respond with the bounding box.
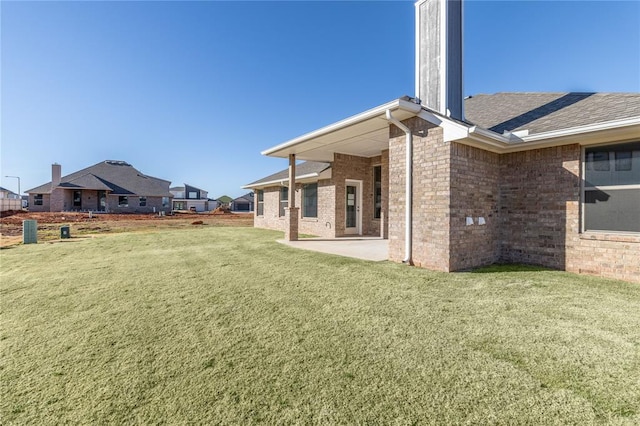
[1,228,639,424]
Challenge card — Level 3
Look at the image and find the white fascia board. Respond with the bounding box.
[460,117,640,153]
[261,98,422,157]
[242,169,332,190]
[519,117,640,145]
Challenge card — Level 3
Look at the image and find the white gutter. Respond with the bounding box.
[466,117,640,153]
[386,109,413,264]
[242,172,322,190]
[520,117,640,143]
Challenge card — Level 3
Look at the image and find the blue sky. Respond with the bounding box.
[2,0,639,198]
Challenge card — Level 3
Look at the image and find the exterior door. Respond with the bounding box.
[345,180,362,235]
[97,191,106,212]
[73,190,82,210]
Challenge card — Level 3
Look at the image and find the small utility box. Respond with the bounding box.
[60,225,70,239]
[23,220,38,244]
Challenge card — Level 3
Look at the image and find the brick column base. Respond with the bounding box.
[285,207,299,241]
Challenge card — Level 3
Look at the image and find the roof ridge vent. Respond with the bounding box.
[105,160,131,166]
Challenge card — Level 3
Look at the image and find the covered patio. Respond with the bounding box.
[260,97,423,242]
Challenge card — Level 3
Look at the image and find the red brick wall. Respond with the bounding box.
[50,188,65,212]
[254,153,386,238]
[253,182,337,238]
[388,117,451,270]
[498,144,639,282]
[499,146,579,269]
[387,118,639,282]
[449,142,501,270]
[254,186,288,234]
[28,193,51,212]
[500,144,640,282]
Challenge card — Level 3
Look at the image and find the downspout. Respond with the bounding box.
[385,110,412,264]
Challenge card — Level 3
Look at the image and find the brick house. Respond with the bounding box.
[245,0,640,283]
[26,161,173,214]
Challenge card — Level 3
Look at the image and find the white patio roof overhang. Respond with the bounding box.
[261,97,423,162]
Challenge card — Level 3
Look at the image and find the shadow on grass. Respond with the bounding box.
[470,264,554,274]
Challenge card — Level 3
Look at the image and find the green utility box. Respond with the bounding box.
[60,226,70,239]
[23,220,38,244]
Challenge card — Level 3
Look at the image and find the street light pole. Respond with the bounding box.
[4,175,20,197]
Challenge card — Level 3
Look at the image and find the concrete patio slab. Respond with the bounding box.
[277,237,389,261]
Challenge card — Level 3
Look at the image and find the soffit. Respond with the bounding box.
[263,98,422,162]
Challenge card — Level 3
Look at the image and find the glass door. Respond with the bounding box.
[345,181,361,235]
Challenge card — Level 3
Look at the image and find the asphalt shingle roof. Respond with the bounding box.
[26,160,172,197]
[233,192,254,202]
[464,92,640,135]
[247,161,331,186]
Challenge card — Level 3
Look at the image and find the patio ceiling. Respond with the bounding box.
[262,97,423,162]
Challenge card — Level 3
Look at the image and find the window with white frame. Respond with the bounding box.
[257,190,264,216]
[302,183,318,218]
[34,194,43,205]
[279,187,288,217]
[118,196,128,207]
[583,141,640,233]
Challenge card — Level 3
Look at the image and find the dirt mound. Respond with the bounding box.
[211,206,232,215]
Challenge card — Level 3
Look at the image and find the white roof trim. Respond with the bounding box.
[460,116,640,153]
[242,169,332,190]
[520,117,640,143]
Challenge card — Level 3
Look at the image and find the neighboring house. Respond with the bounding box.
[230,192,254,212]
[26,161,173,213]
[170,184,213,212]
[244,0,640,283]
[0,187,22,212]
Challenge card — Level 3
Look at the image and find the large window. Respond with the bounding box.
[256,190,264,216]
[162,197,169,208]
[302,183,318,218]
[373,165,382,219]
[118,196,128,207]
[139,196,147,207]
[584,142,640,233]
[34,194,43,206]
[279,187,288,217]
